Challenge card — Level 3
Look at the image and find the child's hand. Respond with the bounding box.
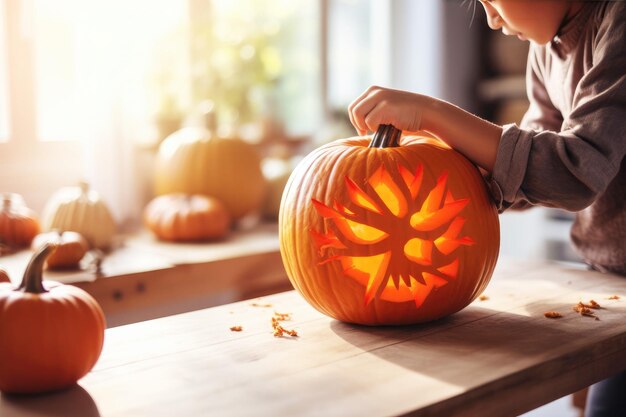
[349,85,502,172]
[348,85,428,135]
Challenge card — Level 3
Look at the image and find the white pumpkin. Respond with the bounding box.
[41,182,117,250]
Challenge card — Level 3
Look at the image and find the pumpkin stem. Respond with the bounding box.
[369,124,401,148]
[2,193,11,209]
[18,243,58,294]
[78,181,90,196]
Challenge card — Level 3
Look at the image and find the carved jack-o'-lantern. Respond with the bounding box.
[279,125,499,325]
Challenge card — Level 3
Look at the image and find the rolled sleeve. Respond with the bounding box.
[488,124,533,212]
[485,3,626,214]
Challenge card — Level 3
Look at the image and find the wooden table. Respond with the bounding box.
[1,259,625,417]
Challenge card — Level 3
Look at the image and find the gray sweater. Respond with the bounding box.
[487,1,626,275]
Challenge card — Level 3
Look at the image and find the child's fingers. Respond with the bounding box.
[349,85,381,114]
[350,98,376,135]
[347,106,363,135]
[363,102,384,132]
[348,97,369,135]
[350,102,368,134]
[349,86,384,135]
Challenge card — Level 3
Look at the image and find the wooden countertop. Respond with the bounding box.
[1,259,625,417]
[0,222,291,327]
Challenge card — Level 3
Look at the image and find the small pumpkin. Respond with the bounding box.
[279,125,500,325]
[0,193,40,249]
[0,244,106,394]
[144,193,231,242]
[154,127,267,220]
[31,230,89,270]
[41,182,117,250]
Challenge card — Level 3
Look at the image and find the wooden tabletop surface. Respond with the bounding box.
[1,258,625,417]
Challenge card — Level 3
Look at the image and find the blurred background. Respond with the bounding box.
[0,0,580,264]
[0,2,586,414]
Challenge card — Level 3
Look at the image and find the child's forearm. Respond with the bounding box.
[348,86,502,171]
[422,97,502,172]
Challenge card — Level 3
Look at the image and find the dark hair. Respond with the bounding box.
[462,0,479,26]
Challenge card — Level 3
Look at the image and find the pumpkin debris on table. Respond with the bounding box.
[230,326,243,332]
[608,295,620,300]
[251,301,272,308]
[573,302,600,320]
[271,312,298,338]
[272,317,298,338]
[576,299,601,310]
[544,311,563,319]
[273,311,292,321]
[478,295,489,301]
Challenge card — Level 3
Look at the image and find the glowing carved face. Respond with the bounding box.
[311,163,475,307]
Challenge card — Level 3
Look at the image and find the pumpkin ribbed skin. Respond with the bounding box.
[279,133,499,325]
[154,127,267,220]
[41,183,117,250]
[144,193,231,242]
[0,245,106,394]
[0,194,40,248]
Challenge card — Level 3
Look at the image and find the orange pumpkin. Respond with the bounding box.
[0,193,40,249]
[31,230,89,270]
[0,244,106,394]
[279,125,500,325]
[154,127,267,220]
[144,193,231,242]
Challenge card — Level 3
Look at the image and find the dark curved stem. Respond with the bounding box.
[18,243,57,294]
[369,124,401,148]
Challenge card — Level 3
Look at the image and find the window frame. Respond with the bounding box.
[0,0,82,212]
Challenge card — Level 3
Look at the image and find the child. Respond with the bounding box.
[348,1,625,416]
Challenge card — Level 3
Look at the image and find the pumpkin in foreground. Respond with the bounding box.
[0,244,106,394]
[279,125,499,325]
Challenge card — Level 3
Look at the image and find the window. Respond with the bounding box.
[0,0,447,228]
[327,0,375,110]
[182,0,322,136]
[33,0,79,141]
